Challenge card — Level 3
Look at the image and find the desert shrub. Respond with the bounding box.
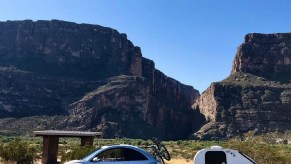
[224,139,291,164]
[1,137,15,143]
[0,138,38,164]
[60,145,95,163]
[0,143,3,161]
[133,139,146,146]
[176,140,182,145]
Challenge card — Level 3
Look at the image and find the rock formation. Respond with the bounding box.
[0,20,202,140]
[232,33,291,82]
[2,20,287,140]
[192,33,291,140]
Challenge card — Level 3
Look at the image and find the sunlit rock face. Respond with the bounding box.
[232,33,291,82]
[192,33,291,140]
[0,20,201,140]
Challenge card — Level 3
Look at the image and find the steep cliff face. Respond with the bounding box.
[0,65,100,118]
[142,58,203,139]
[0,20,142,79]
[232,33,291,82]
[0,19,142,118]
[63,75,154,138]
[63,60,203,140]
[193,33,291,140]
[0,20,200,140]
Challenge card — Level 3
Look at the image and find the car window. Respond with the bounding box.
[124,148,148,161]
[95,148,148,162]
[96,148,126,161]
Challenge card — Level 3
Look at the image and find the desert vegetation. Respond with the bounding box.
[0,137,39,164]
[0,132,290,163]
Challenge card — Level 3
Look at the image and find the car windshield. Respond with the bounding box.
[81,148,101,161]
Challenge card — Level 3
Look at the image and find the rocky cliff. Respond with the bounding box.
[192,33,291,140]
[232,33,291,82]
[0,20,201,140]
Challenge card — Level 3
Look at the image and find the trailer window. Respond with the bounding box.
[205,151,227,164]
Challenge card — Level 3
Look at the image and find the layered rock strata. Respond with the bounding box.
[0,20,201,140]
[192,33,291,140]
[232,33,291,82]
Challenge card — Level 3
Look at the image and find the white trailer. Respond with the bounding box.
[193,146,256,164]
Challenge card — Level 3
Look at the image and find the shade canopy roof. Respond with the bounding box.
[34,130,102,137]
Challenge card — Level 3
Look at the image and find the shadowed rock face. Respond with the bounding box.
[193,33,291,140]
[0,20,201,140]
[0,20,142,79]
[142,58,203,139]
[232,33,291,82]
[0,19,142,118]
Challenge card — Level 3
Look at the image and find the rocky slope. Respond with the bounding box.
[192,33,291,140]
[0,20,201,140]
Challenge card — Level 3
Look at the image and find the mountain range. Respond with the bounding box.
[0,20,290,140]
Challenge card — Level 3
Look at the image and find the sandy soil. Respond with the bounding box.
[32,158,193,164]
[166,158,193,164]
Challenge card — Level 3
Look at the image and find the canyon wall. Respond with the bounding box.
[0,20,201,140]
[193,33,291,140]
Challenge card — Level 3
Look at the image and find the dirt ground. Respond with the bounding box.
[32,158,193,164]
[166,158,193,164]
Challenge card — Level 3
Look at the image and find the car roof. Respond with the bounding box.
[82,144,156,162]
[100,144,153,156]
[101,144,139,149]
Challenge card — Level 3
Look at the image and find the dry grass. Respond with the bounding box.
[166,158,193,164]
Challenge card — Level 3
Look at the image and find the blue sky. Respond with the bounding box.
[1,0,291,92]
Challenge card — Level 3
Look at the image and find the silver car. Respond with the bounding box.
[65,144,162,164]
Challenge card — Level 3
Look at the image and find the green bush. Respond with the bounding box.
[1,137,15,143]
[0,138,38,164]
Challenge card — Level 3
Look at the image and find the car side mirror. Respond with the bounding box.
[92,157,101,162]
